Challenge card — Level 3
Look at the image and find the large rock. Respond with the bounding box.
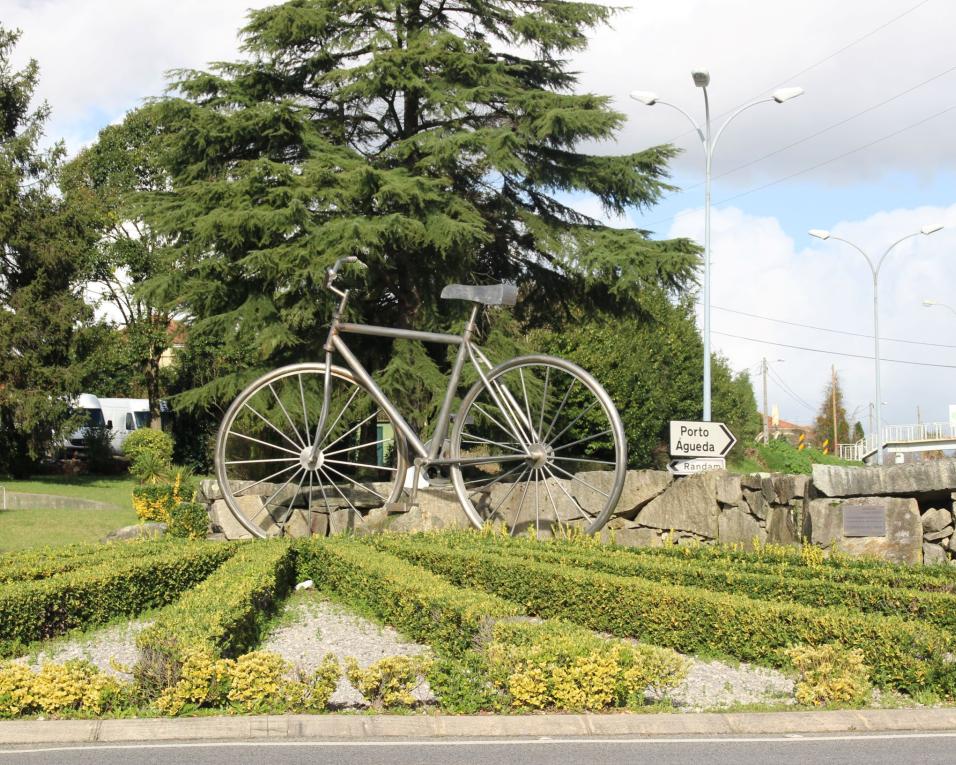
[923,543,947,565]
[328,507,367,535]
[717,506,766,549]
[924,525,953,542]
[773,474,809,504]
[742,489,771,521]
[715,473,742,506]
[635,472,720,539]
[208,499,254,540]
[601,526,664,548]
[803,496,922,564]
[922,507,953,534]
[812,460,956,498]
[609,470,674,519]
[104,522,166,542]
[766,504,800,545]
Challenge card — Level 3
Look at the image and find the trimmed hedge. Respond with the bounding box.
[137,540,296,663]
[370,536,956,695]
[414,532,956,634]
[296,538,521,656]
[0,541,176,584]
[0,542,235,651]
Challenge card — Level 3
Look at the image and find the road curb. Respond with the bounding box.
[2,708,956,745]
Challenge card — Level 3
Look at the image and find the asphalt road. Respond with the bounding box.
[2,733,956,765]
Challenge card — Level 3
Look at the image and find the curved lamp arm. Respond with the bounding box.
[653,100,705,142]
[825,235,876,276]
[875,231,922,276]
[710,97,777,154]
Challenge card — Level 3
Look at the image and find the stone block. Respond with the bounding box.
[715,473,742,506]
[609,470,673,519]
[773,474,809,504]
[924,525,954,542]
[717,506,766,549]
[600,526,664,548]
[811,460,956,498]
[328,507,366,535]
[104,522,167,542]
[921,507,953,533]
[743,489,771,521]
[741,473,771,490]
[924,543,947,565]
[766,505,800,546]
[804,496,921,565]
[635,472,719,539]
[208,500,253,541]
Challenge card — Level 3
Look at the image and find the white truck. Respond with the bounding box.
[64,395,161,457]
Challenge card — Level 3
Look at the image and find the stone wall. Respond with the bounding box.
[200,459,956,565]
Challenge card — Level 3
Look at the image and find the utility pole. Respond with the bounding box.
[831,365,838,453]
[762,357,770,444]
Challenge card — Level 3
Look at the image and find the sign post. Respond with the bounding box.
[668,420,736,476]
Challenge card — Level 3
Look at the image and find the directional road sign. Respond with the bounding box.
[668,457,726,475]
[669,420,737,458]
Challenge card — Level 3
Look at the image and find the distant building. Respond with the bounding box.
[759,413,811,446]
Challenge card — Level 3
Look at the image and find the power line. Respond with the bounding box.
[768,365,817,413]
[713,330,956,369]
[712,305,956,350]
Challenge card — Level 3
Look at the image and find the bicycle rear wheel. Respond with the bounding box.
[449,355,626,537]
[214,363,406,538]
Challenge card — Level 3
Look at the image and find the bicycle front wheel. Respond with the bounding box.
[214,363,406,538]
[449,355,626,537]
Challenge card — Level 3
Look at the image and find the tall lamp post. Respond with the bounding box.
[630,72,803,421]
[922,298,956,318]
[809,225,944,464]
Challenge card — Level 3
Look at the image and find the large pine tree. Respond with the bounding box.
[0,26,91,474]
[145,0,699,412]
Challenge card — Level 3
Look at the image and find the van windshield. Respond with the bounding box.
[134,411,151,429]
[83,408,106,428]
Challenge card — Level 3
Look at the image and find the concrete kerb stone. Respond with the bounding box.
[5,709,956,744]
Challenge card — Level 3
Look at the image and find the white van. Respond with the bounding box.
[99,398,153,454]
[63,393,106,457]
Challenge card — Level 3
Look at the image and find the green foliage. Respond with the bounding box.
[123,429,174,470]
[81,425,115,475]
[140,0,699,420]
[0,26,93,476]
[813,370,850,449]
[530,301,760,467]
[0,541,234,651]
[297,538,521,656]
[425,650,502,714]
[370,536,956,696]
[742,438,858,475]
[131,475,195,523]
[786,644,871,707]
[168,501,209,540]
[345,655,431,709]
[0,659,132,718]
[136,541,296,667]
[0,539,178,584]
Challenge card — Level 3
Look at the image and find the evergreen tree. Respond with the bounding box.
[0,27,90,475]
[813,370,850,449]
[62,110,175,428]
[852,420,864,443]
[143,0,699,415]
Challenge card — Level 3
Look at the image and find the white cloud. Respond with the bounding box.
[667,202,956,431]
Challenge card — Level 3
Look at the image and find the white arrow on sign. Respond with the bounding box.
[669,420,737,458]
[668,457,726,476]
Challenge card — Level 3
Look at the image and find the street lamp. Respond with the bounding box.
[809,224,944,464]
[630,73,803,421]
[922,298,956,317]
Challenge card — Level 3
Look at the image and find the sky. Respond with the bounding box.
[4,0,956,439]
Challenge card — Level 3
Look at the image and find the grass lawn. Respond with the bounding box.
[0,475,138,552]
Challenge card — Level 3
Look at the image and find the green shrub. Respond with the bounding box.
[82,425,115,474]
[371,537,956,696]
[296,538,521,655]
[0,542,235,650]
[425,651,503,714]
[123,428,174,468]
[168,501,209,540]
[786,644,871,707]
[137,541,296,670]
[345,655,431,709]
[131,470,195,524]
[0,540,175,584]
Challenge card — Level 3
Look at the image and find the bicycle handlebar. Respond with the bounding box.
[326,256,367,289]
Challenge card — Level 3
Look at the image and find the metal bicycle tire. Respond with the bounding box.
[448,354,627,536]
[214,362,407,538]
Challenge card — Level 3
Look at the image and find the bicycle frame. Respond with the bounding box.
[313,287,536,473]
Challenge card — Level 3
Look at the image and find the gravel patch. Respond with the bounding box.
[260,593,434,708]
[656,656,795,711]
[15,620,150,680]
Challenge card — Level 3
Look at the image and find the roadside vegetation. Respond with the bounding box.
[730,438,860,474]
[2,531,954,719]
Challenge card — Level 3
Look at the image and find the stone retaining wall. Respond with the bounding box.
[200,459,956,565]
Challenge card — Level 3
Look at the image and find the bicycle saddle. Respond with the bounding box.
[440,283,518,306]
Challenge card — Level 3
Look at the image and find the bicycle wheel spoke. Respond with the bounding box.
[227,430,303,457]
[463,461,524,488]
[322,410,378,453]
[518,367,538,442]
[263,467,304,510]
[472,402,524,445]
[243,402,303,451]
[317,384,360,447]
[510,477,533,536]
[543,378,577,443]
[325,457,397,473]
[233,462,300,495]
[541,470,561,525]
[224,457,301,465]
[551,429,612,453]
[547,398,599,449]
[533,468,541,536]
[322,463,388,502]
[323,436,392,458]
[483,467,529,521]
[551,455,617,466]
[548,463,610,498]
[269,382,305,449]
[544,465,596,521]
[298,374,311,448]
[319,466,363,514]
[537,366,550,437]
[459,432,524,454]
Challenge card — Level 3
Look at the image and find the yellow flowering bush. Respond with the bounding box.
[155,650,234,715]
[0,662,35,718]
[345,656,431,709]
[786,644,871,707]
[0,660,128,718]
[226,651,289,713]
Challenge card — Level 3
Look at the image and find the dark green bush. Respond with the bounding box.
[168,502,209,540]
[123,429,174,474]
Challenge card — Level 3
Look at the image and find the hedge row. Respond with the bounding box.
[296,538,521,656]
[415,532,956,633]
[369,536,956,695]
[0,542,235,651]
[0,540,180,585]
[136,540,296,663]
